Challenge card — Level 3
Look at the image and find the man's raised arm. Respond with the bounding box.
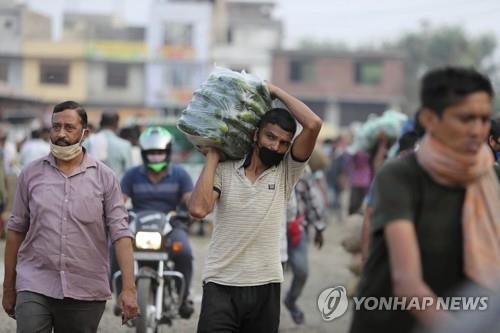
[267,82,322,161]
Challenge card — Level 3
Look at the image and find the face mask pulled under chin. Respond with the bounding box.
[258,146,285,167]
[50,130,86,161]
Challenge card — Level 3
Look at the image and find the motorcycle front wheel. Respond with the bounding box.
[136,278,158,333]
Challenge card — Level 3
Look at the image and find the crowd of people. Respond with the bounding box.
[1,65,500,333]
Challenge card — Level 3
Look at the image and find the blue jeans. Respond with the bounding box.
[285,229,309,305]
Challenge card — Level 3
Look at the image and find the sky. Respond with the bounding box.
[274,0,500,48]
[23,0,500,48]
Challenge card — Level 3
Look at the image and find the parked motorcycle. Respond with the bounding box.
[113,210,187,333]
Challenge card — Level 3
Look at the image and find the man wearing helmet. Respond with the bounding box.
[120,126,195,318]
[189,82,322,332]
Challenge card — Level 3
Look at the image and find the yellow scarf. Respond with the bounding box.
[416,134,500,290]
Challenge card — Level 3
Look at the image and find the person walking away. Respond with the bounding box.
[86,111,132,180]
[19,128,50,169]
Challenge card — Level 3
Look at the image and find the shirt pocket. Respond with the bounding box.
[71,193,104,224]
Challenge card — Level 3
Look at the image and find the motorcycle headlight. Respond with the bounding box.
[135,231,162,250]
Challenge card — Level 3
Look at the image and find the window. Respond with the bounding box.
[289,59,315,83]
[227,27,233,44]
[0,62,8,82]
[355,61,383,86]
[168,65,193,88]
[40,63,69,85]
[106,63,128,88]
[163,23,193,47]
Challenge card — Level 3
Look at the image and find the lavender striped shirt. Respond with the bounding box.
[7,152,132,301]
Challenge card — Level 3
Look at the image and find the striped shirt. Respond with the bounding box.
[203,152,306,286]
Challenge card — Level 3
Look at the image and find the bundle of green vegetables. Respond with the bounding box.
[177,67,272,160]
[347,109,408,154]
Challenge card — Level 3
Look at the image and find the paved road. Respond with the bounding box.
[0,214,356,332]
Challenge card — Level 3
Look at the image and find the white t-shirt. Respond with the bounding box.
[20,139,50,169]
[202,152,306,286]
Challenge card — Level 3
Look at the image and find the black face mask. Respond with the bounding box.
[258,146,285,167]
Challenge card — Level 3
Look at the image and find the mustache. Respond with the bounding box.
[54,138,71,146]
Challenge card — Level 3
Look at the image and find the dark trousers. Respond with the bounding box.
[168,223,193,300]
[197,282,281,333]
[15,291,106,333]
[348,186,369,215]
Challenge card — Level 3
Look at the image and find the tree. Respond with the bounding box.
[386,22,498,113]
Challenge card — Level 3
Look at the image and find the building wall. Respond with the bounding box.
[23,41,86,58]
[272,53,403,102]
[0,8,22,55]
[0,6,51,54]
[22,10,51,40]
[211,0,282,80]
[271,51,404,125]
[86,61,144,106]
[211,24,281,79]
[0,56,23,90]
[84,41,147,106]
[22,59,87,102]
[22,41,87,103]
[146,1,212,108]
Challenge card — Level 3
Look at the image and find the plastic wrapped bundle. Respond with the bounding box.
[177,67,272,160]
[347,110,408,154]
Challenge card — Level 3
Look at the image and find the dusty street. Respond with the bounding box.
[0,214,356,333]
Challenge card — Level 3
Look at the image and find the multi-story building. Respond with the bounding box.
[272,50,404,126]
[0,2,51,90]
[145,0,213,113]
[62,12,145,42]
[211,0,282,80]
[0,2,50,122]
[60,12,158,126]
[22,41,88,104]
[62,13,147,109]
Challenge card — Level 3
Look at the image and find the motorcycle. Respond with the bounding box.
[113,209,188,333]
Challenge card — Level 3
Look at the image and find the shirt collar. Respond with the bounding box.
[239,152,253,169]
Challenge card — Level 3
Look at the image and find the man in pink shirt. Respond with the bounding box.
[2,101,138,332]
